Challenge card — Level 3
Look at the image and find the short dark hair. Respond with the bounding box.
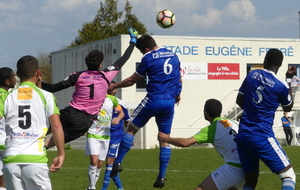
[204,99,222,118]
[0,67,13,86]
[17,55,39,81]
[264,48,283,67]
[136,34,157,52]
[85,50,104,70]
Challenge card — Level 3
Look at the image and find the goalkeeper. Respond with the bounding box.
[42,28,138,148]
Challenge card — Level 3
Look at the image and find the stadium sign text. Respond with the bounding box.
[206,46,294,57]
[165,45,294,57]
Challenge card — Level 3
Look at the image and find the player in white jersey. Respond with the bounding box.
[0,67,17,190]
[85,95,124,190]
[0,56,65,190]
[158,99,244,190]
[101,82,130,190]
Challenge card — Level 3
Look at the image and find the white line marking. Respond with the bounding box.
[60,167,300,175]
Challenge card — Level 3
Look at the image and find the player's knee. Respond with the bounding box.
[278,167,296,182]
[127,123,140,134]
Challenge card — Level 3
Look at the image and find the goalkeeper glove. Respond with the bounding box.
[128,27,138,44]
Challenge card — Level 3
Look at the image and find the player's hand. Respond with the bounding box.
[36,70,43,88]
[157,132,168,142]
[286,66,296,78]
[175,95,181,105]
[111,118,120,125]
[128,27,138,44]
[49,156,64,172]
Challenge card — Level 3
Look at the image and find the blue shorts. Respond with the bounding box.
[107,125,124,158]
[107,142,120,158]
[131,97,175,134]
[236,134,290,173]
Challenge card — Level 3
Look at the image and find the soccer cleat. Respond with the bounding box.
[110,162,123,178]
[86,188,95,190]
[153,178,167,188]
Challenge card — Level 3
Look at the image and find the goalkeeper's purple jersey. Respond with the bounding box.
[64,69,118,115]
[238,69,292,137]
[136,47,181,99]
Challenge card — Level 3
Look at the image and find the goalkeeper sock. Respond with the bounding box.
[115,133,134,163]
[158,145,171,178]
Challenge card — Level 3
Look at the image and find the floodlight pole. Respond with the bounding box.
[299,11,300,38]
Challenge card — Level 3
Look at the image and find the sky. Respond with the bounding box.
[0,0,299,69]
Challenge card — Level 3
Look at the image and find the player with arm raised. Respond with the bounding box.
[109,34,182,188]
[42,28,138,148]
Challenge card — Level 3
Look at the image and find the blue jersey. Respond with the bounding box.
[110,98,130,143]
[238,69,292,137]
[136,47,181,99]
[281,117,291,127]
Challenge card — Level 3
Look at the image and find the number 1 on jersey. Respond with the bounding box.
[88,84,94,99]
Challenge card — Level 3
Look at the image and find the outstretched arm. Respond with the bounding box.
[41,72,80,93]
[108,28,139,70]
[158,132,197,147]
[112,73,142,89]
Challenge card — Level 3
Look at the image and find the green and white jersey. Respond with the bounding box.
[0,88,8,150]
[86,94,120,140]
[193,117,241,166]
[0,81,60,165]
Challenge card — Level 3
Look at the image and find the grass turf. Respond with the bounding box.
[47,146,299,190]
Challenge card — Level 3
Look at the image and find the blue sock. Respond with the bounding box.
[112,174,123,189]
[282,179,295,190]
[115,133,134,163]
[243,185,255,190]
[101,165,112,190]
[158,145,171,178]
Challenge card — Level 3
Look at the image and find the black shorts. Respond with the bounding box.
[60,106,95,143]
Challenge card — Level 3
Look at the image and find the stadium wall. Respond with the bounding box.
[50,35,300,149]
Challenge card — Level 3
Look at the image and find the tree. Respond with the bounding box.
[69,0,147,47]
[36,50,52,83]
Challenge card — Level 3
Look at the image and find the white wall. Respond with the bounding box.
[51,35,300,149]
[118,35,300,148]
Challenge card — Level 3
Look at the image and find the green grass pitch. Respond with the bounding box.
[47,146,299,190]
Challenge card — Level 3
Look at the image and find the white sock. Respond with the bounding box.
[94,168,101,185]
[0,187,6,190]
[88,165,97,189]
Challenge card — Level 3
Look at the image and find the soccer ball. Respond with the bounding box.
[156,9,175,29]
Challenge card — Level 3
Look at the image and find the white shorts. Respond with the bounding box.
[0,151,4,176]
[85,137,109,161]
[3,164,51,190]
[211,164,245,190]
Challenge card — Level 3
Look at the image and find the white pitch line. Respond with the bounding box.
[60,167,300,175]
